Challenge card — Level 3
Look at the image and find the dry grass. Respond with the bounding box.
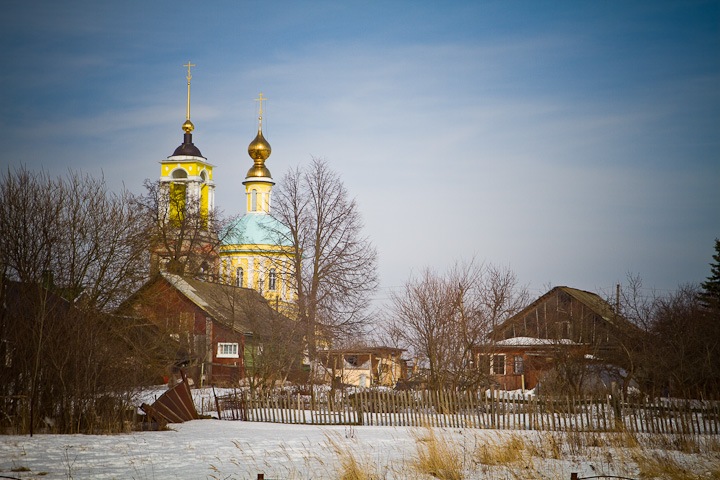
[223,428,720,479]
[412,428,464,480]
[336,453,377,480]
[475,434,527,465]
[706,435,720,453]
[326,433,381,480]
[631,449,720,480]
[604,429,641,449]
[528,432,563,460]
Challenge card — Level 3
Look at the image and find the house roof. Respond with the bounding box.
[163,272,281,332]
[320,346,406,357]
[496,336,580,347]
[557,287,618,324]
[119,272,283,335]
[491,285,633,339]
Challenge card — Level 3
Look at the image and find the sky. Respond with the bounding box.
[1,0,718,303]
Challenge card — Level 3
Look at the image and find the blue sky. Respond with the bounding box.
[1,0,718,302]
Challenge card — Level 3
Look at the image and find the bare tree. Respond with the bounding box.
[199,281,305,391]
[0,168,165,434]
[135,179,237,278]
[0,168,148,310]
[615,273,720,398]
[387,260,528,390]
[271,158,378,368]
[649,284,719,397]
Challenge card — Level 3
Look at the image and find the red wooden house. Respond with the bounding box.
[477,286,640,392]
[118,272,295,386]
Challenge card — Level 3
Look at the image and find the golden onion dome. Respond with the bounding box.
[246,130,272,178]
[246,163,272,178]
[248,130,271,161]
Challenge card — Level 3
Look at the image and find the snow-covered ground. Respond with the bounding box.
[1,386,718,479]
[1,420,719,479]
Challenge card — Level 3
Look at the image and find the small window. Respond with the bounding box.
[513,356,524,375]
[236,267,244,287]
[217,343,239,358]
[268,268,276,291]
[491,355,506,375]
[251,189,258,211]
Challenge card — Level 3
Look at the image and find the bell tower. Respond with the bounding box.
[159,62,215,225]
[152,62,218,276]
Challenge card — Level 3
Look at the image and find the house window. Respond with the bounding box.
[513,355,524,375]
[217,343,239,358]
[268,268,276,291]
[236,267,244,287]
[491,355,506,375]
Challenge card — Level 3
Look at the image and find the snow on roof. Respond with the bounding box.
[496,336,579,346]
[161,272,209,309]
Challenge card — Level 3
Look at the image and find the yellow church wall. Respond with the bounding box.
[218,244,298,317]
[160,161,214,222]
[244,181,273,214]
[200,182,209,216]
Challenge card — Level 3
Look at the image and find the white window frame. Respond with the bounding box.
[268,268,276,291]
[217,342,239,358]
[251,189,258,211]
[513,355,524,375]
[491,354,506,375]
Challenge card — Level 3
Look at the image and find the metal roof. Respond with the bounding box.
[222,213,292,247]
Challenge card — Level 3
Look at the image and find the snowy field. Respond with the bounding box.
[1,387,719,479]
[2,419,720,479]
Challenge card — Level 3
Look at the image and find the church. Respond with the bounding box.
[117,65,304,386]
[155,63,297,314]
[123,64,397,388]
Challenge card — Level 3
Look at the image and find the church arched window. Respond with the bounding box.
[236,267,244,287]
[268,268,276,291]
[171,168,188,179]
[251,189,258,211]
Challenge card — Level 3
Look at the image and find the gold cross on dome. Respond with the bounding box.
[255,92,267,118]
[183,61,196,121]
[184,61,196,82]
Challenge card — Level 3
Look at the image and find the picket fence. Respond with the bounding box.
[214,389,720,434]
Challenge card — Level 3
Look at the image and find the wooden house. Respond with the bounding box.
[319,347,407,388]
[479,286,640,392]
[117,272,299,386]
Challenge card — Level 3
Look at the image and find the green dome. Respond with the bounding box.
[223,213,292,247]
